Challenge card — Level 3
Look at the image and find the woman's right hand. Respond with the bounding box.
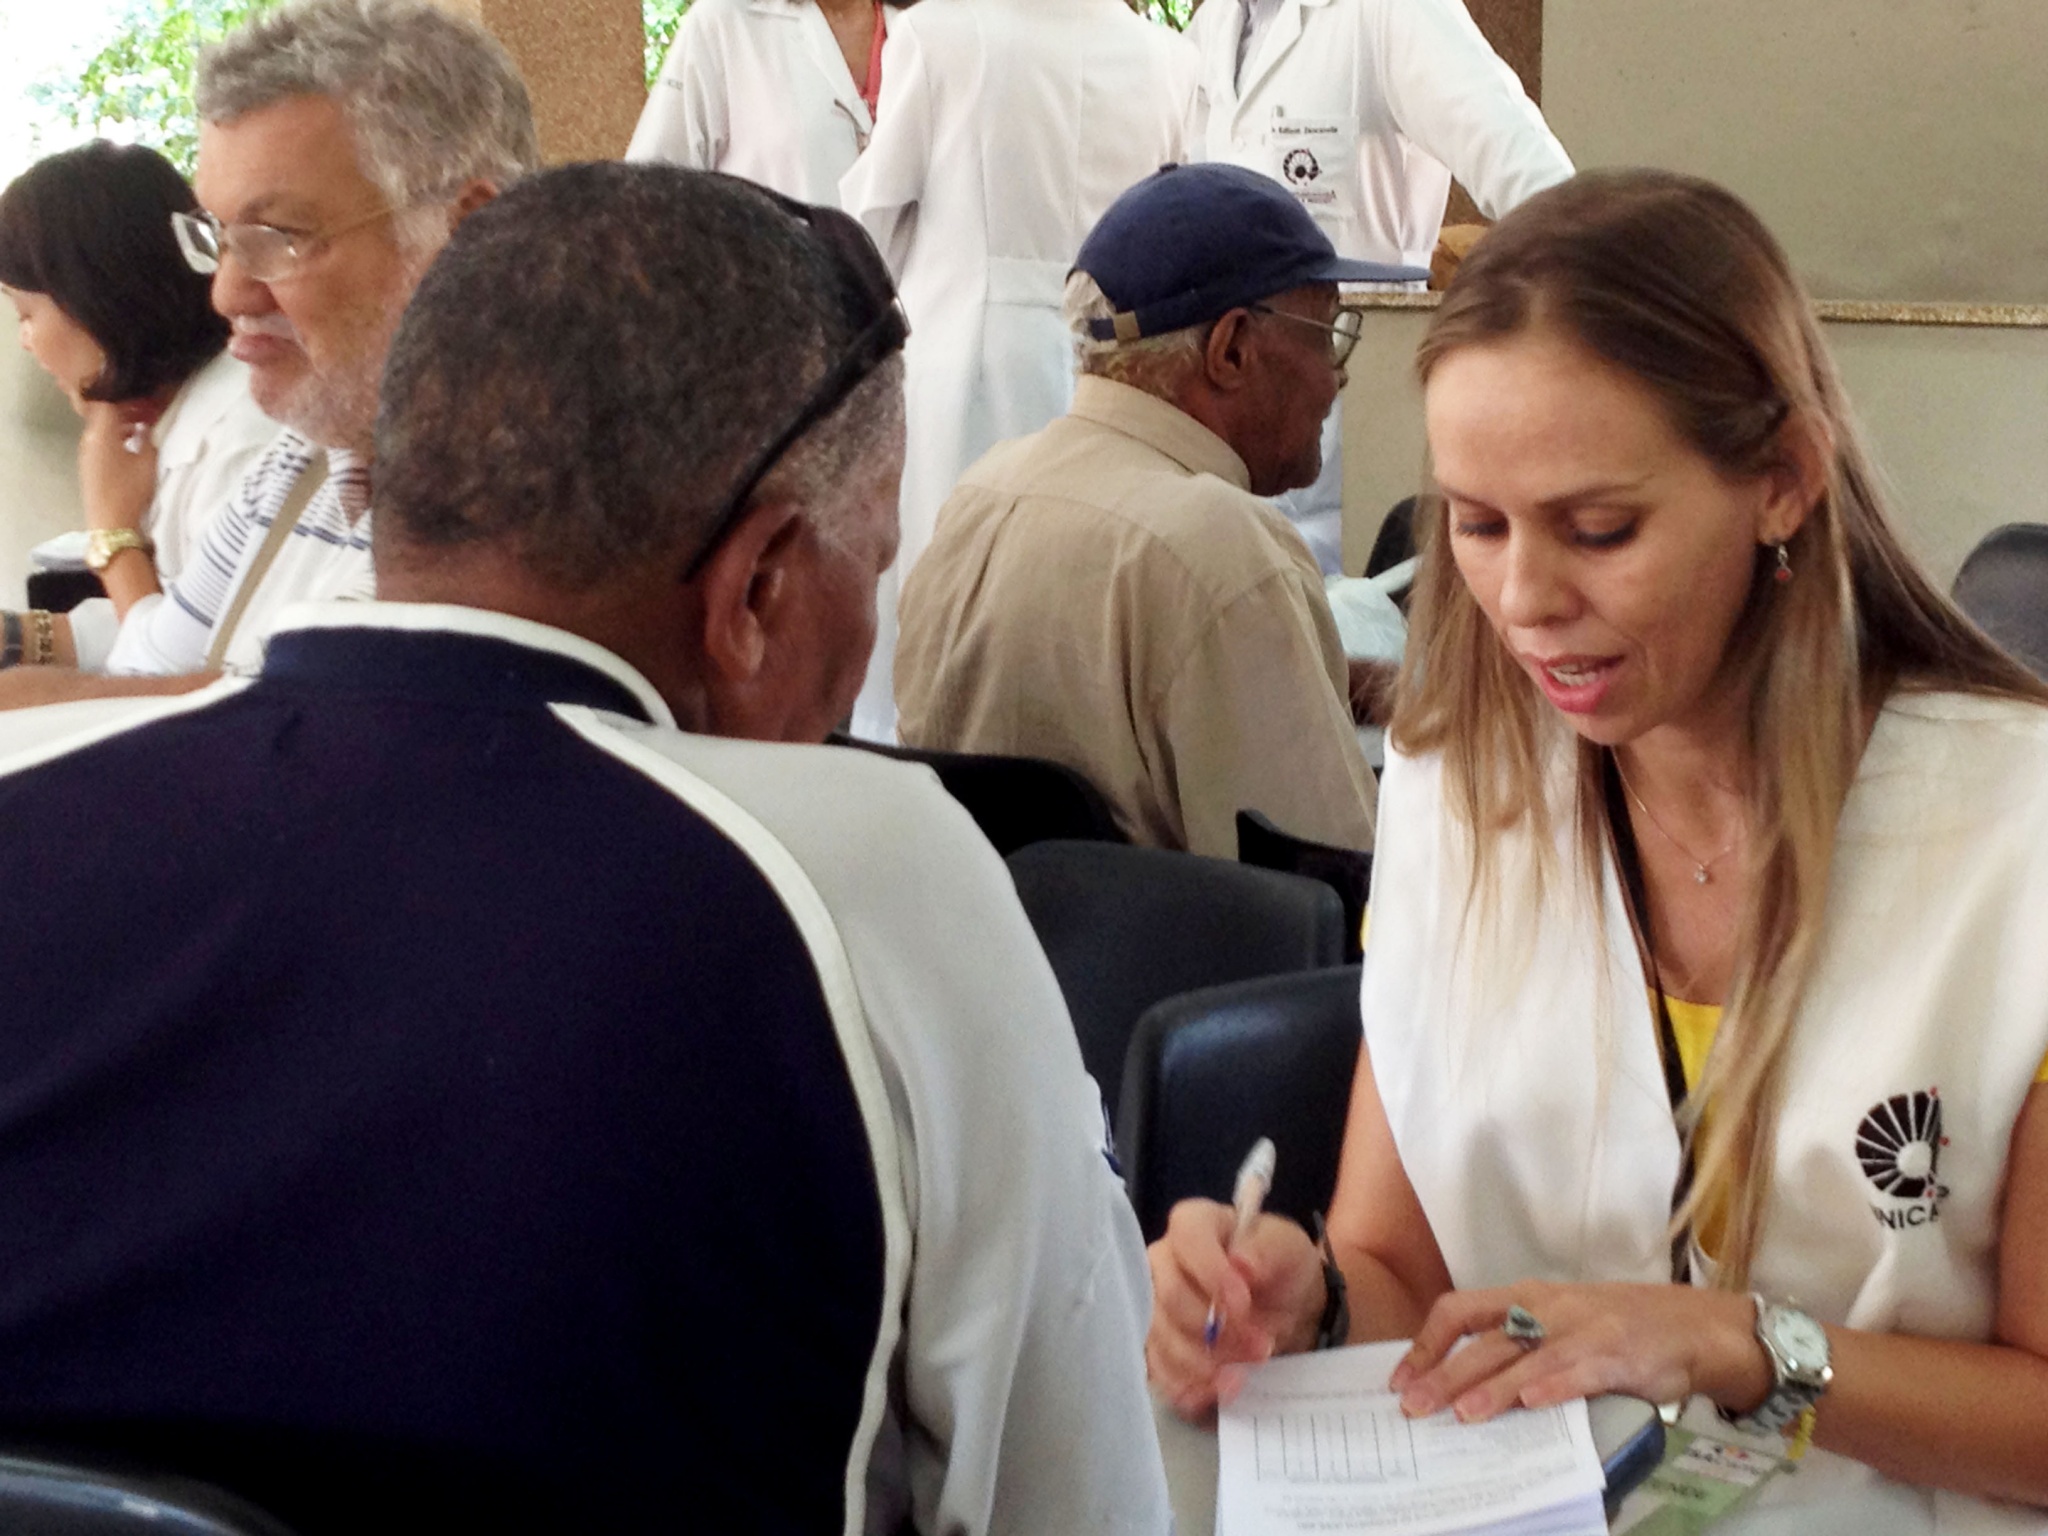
[77,401,159,534]
[1146,1198,1326,1420]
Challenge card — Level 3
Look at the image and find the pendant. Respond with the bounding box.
[1694,865,1710,885]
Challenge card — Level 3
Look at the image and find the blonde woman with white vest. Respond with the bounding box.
[1148,169,2048,1529]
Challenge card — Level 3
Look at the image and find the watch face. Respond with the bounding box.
[1767,1308,1829,1370]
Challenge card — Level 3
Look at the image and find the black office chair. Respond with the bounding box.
[0,1452,298,1535]
[1005,841,1344,1122]
[1363,496,1418,580]
[1952,522,2048,682]
[831,737,1126,857]
[1236,809,1371,963]
[1117,966,1363,1244]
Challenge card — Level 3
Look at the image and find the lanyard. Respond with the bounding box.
[1602,752,1697,1282]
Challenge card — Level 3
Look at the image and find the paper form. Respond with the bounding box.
[1218,1341,1607,1536]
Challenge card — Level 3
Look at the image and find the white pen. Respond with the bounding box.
[1204,1136,1276,1349]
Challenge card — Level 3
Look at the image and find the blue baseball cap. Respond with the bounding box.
[1074,163,1429,342]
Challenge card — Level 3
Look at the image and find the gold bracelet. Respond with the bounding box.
[28,609,54,667]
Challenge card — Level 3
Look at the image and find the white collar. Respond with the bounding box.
[266,599,677,728]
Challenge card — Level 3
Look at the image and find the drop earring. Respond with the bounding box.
[1774,543,1793,584]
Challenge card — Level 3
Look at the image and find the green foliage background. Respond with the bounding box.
[42,0,1204,175]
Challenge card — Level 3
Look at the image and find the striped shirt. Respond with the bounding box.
[105,431,375,676]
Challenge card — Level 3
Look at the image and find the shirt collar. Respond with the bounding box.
[261,600,677,727]
[1068,376,1254,491]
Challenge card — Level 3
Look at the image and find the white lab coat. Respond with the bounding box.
[839,0,1200,740]
[628,0,874,203]
[1187,0,1572,266]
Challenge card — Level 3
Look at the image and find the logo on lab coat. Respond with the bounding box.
[1857,1089,1949,1229]
[1265,115,1350,212]
[1282,147,1324,189]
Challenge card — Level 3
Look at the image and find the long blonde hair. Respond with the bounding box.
[1392,169,2048,1287]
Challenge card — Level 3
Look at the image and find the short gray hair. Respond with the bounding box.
[1063,270,1207,397]
[197,0,538,220]
[375,163,905,589]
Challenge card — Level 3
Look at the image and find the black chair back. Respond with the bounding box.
[1118,966,1363,1244]
[0,1453,298,1535]
[1005,841,1344,1119]
[1236,809,1371,963]
[1953,522,2048,682]
[25,571,104,616]
[1363,497,1418,580]
[832,737,1126,856]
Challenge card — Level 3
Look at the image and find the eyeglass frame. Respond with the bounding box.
[680,186,910,582]
[171,204,401,284]
[1246,302,1366,369]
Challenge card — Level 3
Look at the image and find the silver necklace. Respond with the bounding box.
[1614,759,1740,886]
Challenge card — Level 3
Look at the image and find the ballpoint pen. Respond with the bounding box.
[1204,1136,1276,1349]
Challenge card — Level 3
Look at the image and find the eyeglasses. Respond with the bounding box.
[1249,303,1365,368]
[171,205,398,283]
[681,186,910,580]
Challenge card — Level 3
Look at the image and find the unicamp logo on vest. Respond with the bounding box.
[1856,1089,1949,1230]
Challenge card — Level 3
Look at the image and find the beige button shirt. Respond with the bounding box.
[896,376,1376,857]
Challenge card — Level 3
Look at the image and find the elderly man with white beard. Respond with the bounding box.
[0,0,537,703]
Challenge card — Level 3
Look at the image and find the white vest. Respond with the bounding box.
[1364,694,2048,1531]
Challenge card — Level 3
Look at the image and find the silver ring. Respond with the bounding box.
[1502,1304,1545,1350]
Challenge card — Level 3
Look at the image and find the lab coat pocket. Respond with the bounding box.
[1264,114,1358,225]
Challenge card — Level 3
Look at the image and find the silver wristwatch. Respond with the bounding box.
[1732,1296,1833,1435]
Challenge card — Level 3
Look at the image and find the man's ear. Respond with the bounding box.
[446,179,501,229]
[693,499,806,688]
[1201,308,1255,394]
[1758,410,1832,547]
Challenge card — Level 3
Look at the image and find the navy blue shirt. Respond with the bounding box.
[0,622,886,1532]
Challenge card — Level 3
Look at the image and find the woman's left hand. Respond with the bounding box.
[1386,1282,1771,1423]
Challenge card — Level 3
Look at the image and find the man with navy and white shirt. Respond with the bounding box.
[0,164,1168,1534]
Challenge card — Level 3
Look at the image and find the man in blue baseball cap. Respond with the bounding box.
[895,162,1418,858]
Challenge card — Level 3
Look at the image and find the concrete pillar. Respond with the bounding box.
[431,0,646,164]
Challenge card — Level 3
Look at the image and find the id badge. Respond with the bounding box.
[1263,113,1357,219]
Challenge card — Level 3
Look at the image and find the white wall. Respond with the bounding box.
[0,342,81,607]
[1342,311,2048,588]
[1542,0,2048,305]
[1339,0,2048,582]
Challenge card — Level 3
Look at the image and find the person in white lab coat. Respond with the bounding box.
[1188,0,1575,573]
[628,0,911,203]
[837,0,1200,741]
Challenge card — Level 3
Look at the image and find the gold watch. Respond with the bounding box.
[83,528,155,572]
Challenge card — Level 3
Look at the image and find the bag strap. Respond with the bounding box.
[205,453,328,671]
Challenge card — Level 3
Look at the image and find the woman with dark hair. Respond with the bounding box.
[0,140,278,665]
[1148,170,2048,1526]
